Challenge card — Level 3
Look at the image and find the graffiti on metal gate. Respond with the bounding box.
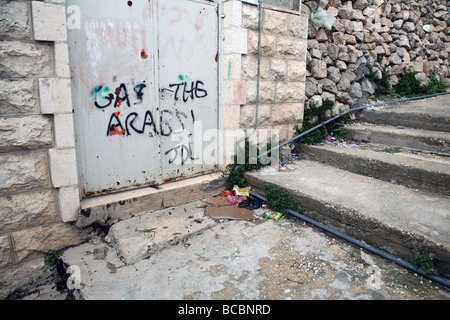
[89,77,207,165]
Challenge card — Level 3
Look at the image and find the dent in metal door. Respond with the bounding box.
[157,0,220,182]
[68,0,161,197]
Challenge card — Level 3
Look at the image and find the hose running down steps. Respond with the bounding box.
[249,190,450,289]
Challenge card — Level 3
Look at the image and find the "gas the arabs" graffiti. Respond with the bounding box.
[90,79,207,138]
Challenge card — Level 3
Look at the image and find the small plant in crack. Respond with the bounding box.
[411,251,438,275]
[44,249,63,267]
[265,184,299,214]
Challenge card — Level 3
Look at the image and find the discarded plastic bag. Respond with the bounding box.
[233,185,251,197]
[227,195,244,205]
[253,208,267,216]
[221,190,235,197]
[326,135,336,142]
[227,195,238,204]
[238,196,264,210]
[264,210,283,221]
[310,7,336,30]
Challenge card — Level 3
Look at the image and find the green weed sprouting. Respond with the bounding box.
[369,66,446,99]
[223,139,268,190]
[377,147,402,154]
[293,100,354,144]
[264,184,299,214]
[44,249,63,267]
[411,251,438,275]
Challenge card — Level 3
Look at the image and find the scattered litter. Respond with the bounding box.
[233,185,251,196]
[281,143,296,164]
[93,247,107,260]
[142,227,157,233]
[221,190,235,197]
[345,144,359,148]
[288,142,295,152]
[264,210,283,221]
[310,7,336,30]
[326,135,336,142]
[107,262,118,274]
[227,195,244,204]
[260,166,279,175]
[206,196,253,220]
[238,196,264,210]
[227,195,237,204]
[252,208,267,216]
[286,278,304,285]
[215,185,285,221]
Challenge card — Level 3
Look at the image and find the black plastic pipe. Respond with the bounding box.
[249,190,450,289]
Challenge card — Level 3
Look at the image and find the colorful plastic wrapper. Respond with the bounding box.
[264,210,283,221]
[233,185,251,196]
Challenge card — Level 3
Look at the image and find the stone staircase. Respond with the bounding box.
[246,94,450,279]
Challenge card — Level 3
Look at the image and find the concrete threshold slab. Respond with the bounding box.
[345,123,450,155]
[76,172,225,228]
[301,144,450,195]
[245,160,450,278]
[105,200,217,265]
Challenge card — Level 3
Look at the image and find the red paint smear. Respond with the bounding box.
[109,124,125,136]
[114,111,121,116]
[116,98,122,107]
[141,49,148,59]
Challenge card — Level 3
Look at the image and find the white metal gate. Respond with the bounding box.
[67,0,220,197]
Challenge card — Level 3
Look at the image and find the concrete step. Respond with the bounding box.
[245,160,450,279]
[300,144,450,196]
[344,123,450,155]
[357,94,450,132]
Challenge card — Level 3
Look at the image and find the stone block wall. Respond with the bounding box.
[0,0,89,299]
[304,0,450,112]
[223,0,308,160]
[0,0,308,298]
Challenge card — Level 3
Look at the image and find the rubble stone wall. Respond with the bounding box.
[303,0,450,112]
[0,0,89,299]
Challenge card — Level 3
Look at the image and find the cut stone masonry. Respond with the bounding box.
[0,0,89,299]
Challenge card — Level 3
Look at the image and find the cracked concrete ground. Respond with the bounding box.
[18,200,450,300]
